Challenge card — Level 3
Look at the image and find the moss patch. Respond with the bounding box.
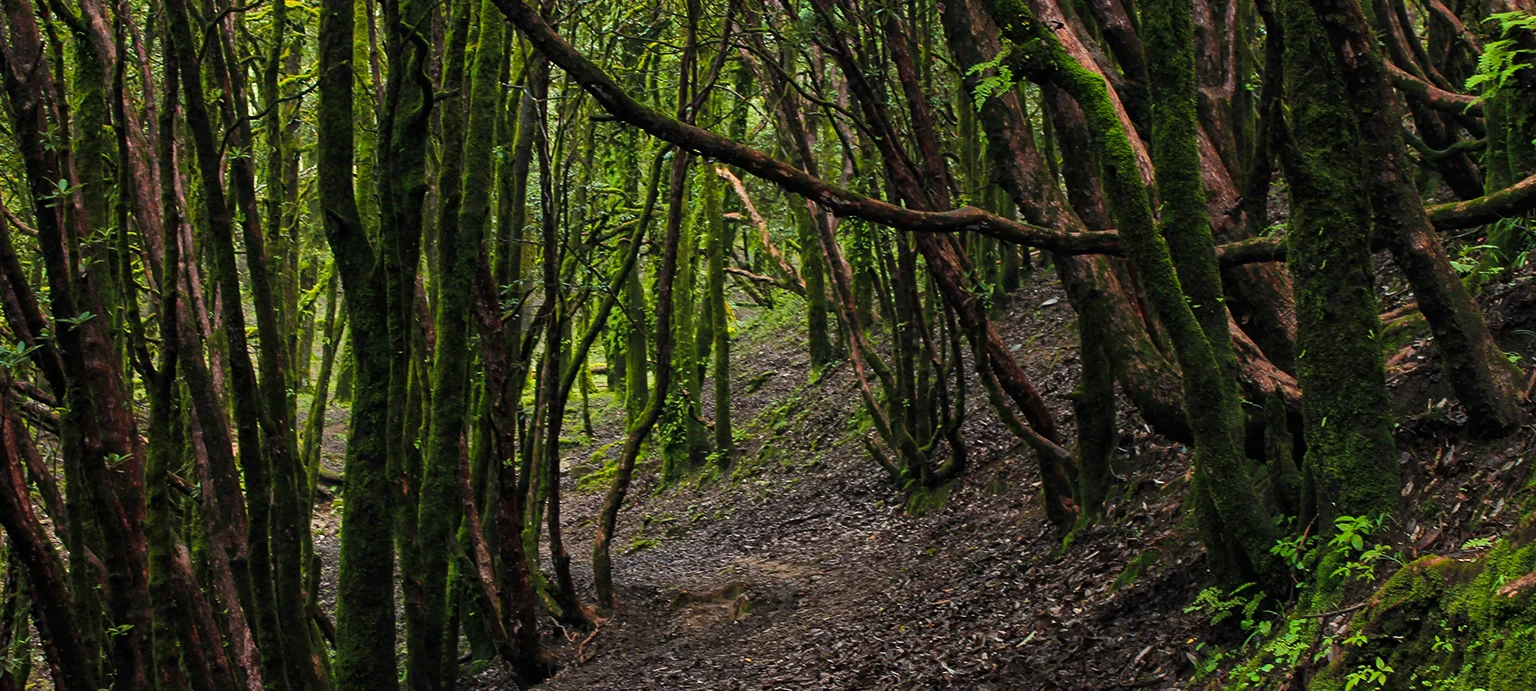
[1112,549,1163,592]
[905,482,952,516]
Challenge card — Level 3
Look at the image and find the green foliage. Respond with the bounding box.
[1185,583,1265,630]
[694,460,722,489]
[965,48,1017,111]
[57,311,95,327]
[0,342,40,369]
[1449,244,1499,276]
[1328,514,1398,583]
[1271,531,1316,574]
[623,537,660,555]
[37,178,79,207]
[1462,536,1496,551]
[1343,657,1394,691]
[1465,12,1536,96]
[1330,514,1383,553]
[1111,549,1162,591]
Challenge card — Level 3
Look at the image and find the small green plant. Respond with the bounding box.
[57,311,96,328]
[1329,514,1397,583]
[623,536,660,555]
[1331,515,1380,552]
[965,48,1016,110]
[1344,656,1394,691]
[0,342,40,368]
[1460,536,1495,551]
[1189,640,1227,680]
[39,178,80,207]
[1185,583,1265,631]
[1272,532,1315,573]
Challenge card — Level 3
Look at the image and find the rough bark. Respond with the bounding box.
[1306,0,1527,437]
[1279,0,1399,555]
[317,0,400,683]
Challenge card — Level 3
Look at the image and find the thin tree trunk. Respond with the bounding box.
[317,0,402,683]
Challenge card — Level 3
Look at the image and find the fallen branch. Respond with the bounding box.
[1300,602,1367,619]
[574,619,605,665]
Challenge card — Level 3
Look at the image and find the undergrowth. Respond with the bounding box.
[1190,470,1536,690]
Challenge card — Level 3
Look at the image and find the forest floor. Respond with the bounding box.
[305,260,1536,690]
[510,273,1214,691]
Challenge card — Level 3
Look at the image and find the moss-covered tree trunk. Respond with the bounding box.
[164,0,295,682]
[794,198,837,372]
[1306,0,1528,439]
[707,163,733,458]
[985,0,1280,586]
[3,0,155,683]
[663,164,710,482]
[0,396,99,691]
[940,0,1189,498]
[317,0,404,682]
[1278,0,1398,576]
[1145,0,1280,582]
[415,0,499,683]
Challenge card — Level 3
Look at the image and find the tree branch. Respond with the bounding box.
[487,0,1119,256]
[1426,171,1536,230]
[1387,62,1482,117]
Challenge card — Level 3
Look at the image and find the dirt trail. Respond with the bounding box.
[503,279,1213,690]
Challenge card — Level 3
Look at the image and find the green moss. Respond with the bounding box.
[905,483,953,516]
[623,537,661,555]
[575,451,621,492]
[694,462,721,489]
[1377,314,1428,359]
[984,0,1278,588]
[1307,539,1536,690]
[1279,0,1398,548]
[1112,550,1162,591]
[746,370,775,394]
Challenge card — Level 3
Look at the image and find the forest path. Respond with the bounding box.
[495,278,1211,690]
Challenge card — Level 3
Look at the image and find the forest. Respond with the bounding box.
[0,0,1531,684]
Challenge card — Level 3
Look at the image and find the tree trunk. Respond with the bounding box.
[1278,0,1398,576]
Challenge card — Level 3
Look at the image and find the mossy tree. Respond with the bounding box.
[1278,0,1400,565]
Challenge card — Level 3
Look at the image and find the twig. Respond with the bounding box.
[217,80,321,160]
[575,619,604,665]
[0,203,38,236]
[1300,602,1366,619]
[199,0,267,62]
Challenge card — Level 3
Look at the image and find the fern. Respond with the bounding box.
[966,48,1016,111]
[1465,11,1536,96]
